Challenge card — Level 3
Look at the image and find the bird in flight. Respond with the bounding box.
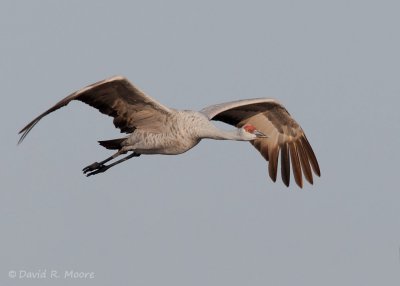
[18,76,320,187]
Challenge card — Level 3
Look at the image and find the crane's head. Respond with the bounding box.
[240,124,268,140]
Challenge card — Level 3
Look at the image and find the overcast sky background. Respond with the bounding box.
[1,0,400,285]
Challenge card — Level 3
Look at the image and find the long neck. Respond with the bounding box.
[199,125,247,141]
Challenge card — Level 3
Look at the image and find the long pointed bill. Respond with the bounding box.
[254,130,268,138]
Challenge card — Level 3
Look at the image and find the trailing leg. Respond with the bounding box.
[84,152,141,177]
[82,149,125,174]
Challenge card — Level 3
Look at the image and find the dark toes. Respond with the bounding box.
[83,162,102,173]
[85,165,109,177]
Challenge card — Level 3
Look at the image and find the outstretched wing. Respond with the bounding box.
[201,98,320,188]
[18,76,173,143]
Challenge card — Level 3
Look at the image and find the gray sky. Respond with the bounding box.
[1,0,400,285]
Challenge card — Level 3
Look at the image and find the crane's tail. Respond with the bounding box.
[98,138,126,150]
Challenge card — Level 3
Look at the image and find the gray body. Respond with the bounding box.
[123,111,206,155]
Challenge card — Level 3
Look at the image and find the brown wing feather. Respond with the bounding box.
[300,136,321,176]
[281,142,290,187]
[268,144,280,182]
[204,99,320,188]
[18,76,172,144]
[297,138,313,184]
[289,142,303,188]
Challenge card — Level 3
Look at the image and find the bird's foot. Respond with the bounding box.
[84,164,110,177]
[83,162,103,174]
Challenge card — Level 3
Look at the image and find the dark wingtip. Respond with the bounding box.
[289,142,303,188]
[301,136,321,178]
[281,143,290,187]
[17,137,23,145]
[17,129,28,145]
[269,174,276,183]
[17,121,37,145]
[268,146,279,183]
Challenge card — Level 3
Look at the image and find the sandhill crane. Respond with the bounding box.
[18,76,320,187]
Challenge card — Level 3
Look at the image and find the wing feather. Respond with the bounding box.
[289,142,303,188]
[268,144,280,182]
[19,76,172,143]
[202,98,320,187]
[281,142,290,187]
[297,139,314,184]
[301,136,321,176]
